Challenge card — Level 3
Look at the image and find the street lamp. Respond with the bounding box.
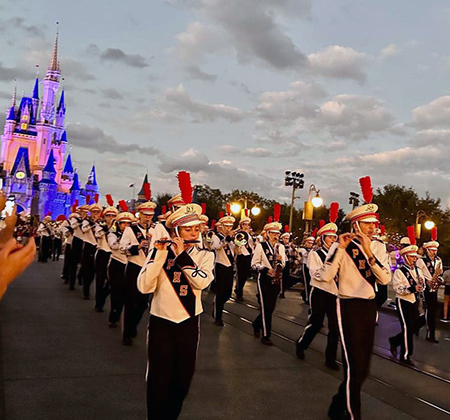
[285,170,304,231]
[231,196,260,219]
[251,206,261,216]
[415,210,434,239]
[230,203,242,214]
[303,184,323,233]
[349,192,360,209]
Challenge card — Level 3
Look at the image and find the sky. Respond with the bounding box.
[1,0,450,211]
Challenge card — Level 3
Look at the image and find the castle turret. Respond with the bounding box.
[55,90,65,128]
[60,153,74,193]
[137,173,148,203]
[38,149,58,217]
[31,78,39,123]
[84,165,100,204]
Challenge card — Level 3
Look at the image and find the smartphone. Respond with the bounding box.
[4,195,15,216]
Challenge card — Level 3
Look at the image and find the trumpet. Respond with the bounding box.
[234,232,248,247]
[205,230,215,244]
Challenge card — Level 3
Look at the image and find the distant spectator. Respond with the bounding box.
[441,269,450,322]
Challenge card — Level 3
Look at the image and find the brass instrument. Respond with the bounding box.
[205,230,215,244]
[234,232,248,247]
[427,263,444,292]
[271,243,283,285]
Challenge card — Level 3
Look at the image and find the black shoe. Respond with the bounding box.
[279,293,285,299]
[389,337,397,358]
[325,361,340,371]
[328,405,350,420]
[62,280,69,285]
[296,342,305,360]
[94,307,104,313]
[440,318,450,323]
[252,325,261,338]
[235,295,243,302]
[69,285,75,291]
[214,319,224,327]
[109,322,117,328]
[400,358,415,367]
[261,337,273,346]
[122,337,133,346]
[426,337,439,343]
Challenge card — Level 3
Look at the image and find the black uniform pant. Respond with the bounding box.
[281,262,292,295]
[375,284,388,308]
[297,287,339,365]
[95,249,111,310]
[302,264,311,304]
[52,238,62,261]
[253,271,280,338]
[147,315,199,420]
[214,264,234,321]
[390,298,421,361]
[39,236,51,262]
[330,298,377,420]
[124,262,149,340]
[235,254,251,298]
[424,289,438,339]
[69,237,84,288]
[81,242,97,298]
[108,258,127,324]
[62,243,71,280]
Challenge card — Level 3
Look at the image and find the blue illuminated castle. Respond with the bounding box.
[0,30,99,218]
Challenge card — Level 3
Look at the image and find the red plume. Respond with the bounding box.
[226,203,231,216]
[311,228,318,237]
[329,202,339,223]
[71,204,77,213]
[284,225,289,233]
[359,176,373,204]
[144,182,151,201]
[94,193,99,203]
[267,216,273,223]
[177,171,193,204]
[85,195,90,205]
[319,220,325,228]
[75,199,79,207]
[211,219,216,230]
[380,225,385,236]
[105,194,114,207]
[431,227,438,241]
[161,205,167,215]
[56,214,66,221]
[219,211,224,219]
[245,208,249,217]
[201,203,206,214]
[407,226,416,246]
[118,200,128,212]
[273,203,281,222]
[47,211,51,216]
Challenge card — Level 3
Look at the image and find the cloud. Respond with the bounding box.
[156,148,280,195]
[411,96,450,129]
[0,17,46,39]
[99,47,149,68]
[185,65,217,82]
[66,123,160,156]
[411,129,450,146]
[380,44,400,59]
[308,45,368,83]
[170,0,310,71]
[0,91,13,100]
[220,142,307,158]
[0,62,36,81]
[161,84,248,122]
[101,88,124,100]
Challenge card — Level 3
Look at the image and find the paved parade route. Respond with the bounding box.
[0,260,443,419]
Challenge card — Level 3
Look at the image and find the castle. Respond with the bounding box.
[0,31,99,219]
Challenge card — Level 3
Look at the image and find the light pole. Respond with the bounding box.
[349,192,360,210]
[303,184,323,233]
[285,171,304,232]
[415,210,435,239]
[230,196,261,219]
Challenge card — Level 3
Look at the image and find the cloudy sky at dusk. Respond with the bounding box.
[1,0,450,210]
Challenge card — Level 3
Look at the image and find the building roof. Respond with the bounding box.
[70,172,80,191]
[11,147,31,177]
[61,130,68,142]
[86,165,97,186]
[63,154,73,173]
[57,90,65,113]
[43,149,56,173]
[7,105,15,121]
[33,78,39,99]
[137,173,148,197]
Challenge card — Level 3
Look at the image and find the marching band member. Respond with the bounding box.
[119,200,156,345]
[60,212,76,283]
[298,235,315,304]
[52,217,64,261]
[93,203,117,312]
[107,210,134,328]
[68,204,89,290]
[416,227,444,343]
[210,212,236,326]
[323,177,391,420]
[296,203,340,370]
[279,229,293,298]
[388,230,426,366]
[167,194,185,212]
[37,215,53,263]
[252,218,286,346]
[80,203,102,300]
[137,175,214,420]
[234,216,254,301]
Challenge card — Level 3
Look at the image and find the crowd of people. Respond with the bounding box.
[6,173,450,420]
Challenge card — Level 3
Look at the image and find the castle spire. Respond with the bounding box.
[70,170,80,192]
[57,90,65,112]
[32,77,39,99]
[43,149,56,173]
[11,79,17,108]
[63,153,73,173]
[49,23,60,73]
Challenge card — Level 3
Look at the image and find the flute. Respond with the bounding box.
[156,239,200,245]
